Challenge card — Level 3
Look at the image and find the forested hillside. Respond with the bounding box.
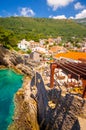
[0,17,86,49]
[74,18,86,26]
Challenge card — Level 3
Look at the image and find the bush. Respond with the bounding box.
[27,49,32,54]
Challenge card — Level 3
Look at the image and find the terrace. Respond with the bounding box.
[50,59,86,98]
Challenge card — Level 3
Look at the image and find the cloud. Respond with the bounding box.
[69,16,74,19]
[47,0,74,10]
[0,7,35,17]
[50,9,86,20]
[19,7,35,17]
[14,13,18,17]
[49,15,67,19]
[74,2,85,10]
[75,9,86,19]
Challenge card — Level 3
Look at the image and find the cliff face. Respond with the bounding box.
[8,78,39,130]
[0,45,11,66]
[0,45,37,77]
[0,45,24,66]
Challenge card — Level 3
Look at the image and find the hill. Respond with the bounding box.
[74,18,86,26]
[0,17,86,41]
[0,17,86,50]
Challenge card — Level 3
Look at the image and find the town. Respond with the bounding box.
[0,33,86,130]
[16,37,86,99]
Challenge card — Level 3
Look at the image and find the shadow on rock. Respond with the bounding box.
[30,72,82,130]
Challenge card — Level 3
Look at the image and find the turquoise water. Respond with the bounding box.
[0,69,23,130]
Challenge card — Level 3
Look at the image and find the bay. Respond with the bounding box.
[0,69,23,130]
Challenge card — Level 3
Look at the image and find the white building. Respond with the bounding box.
[18,39,30,50]
[32,47,48,54]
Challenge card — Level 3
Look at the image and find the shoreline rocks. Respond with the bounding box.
[0,45,38,77]
[8,77,39,130]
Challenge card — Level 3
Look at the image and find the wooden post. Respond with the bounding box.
[50,63,58,88]
[81,79,86,98]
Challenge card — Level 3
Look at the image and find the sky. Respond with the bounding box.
[0,0,86,19]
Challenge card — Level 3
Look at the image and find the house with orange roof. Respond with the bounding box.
[47,38,54,46]
[48,37,62,44]
[49,46,67,55]
[54,51,86,61]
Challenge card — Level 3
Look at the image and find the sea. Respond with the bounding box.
[0,69,23,130]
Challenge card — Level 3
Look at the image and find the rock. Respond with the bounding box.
[0,45,11,66]
[0,45,36,77]
[30,72,85,130]
[8,79,39,130]
[16,64,34,77]
[30,72,48,126]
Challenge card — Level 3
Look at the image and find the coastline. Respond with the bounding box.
[0,65,24,75]
[8,76,39,130]
[0,67,24,130]
[0,65,86,130]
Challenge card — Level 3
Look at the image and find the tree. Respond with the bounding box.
[27,49,32,54]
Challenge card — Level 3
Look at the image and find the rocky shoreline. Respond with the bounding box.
[0,46,86,130]
[0,45,39,77]
[8,77,39,130]
[8,73,86,130]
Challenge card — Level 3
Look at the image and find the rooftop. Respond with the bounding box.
[54,51,86,60]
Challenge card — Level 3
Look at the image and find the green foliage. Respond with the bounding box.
[27,49,32,54]
[44,41,49,45]
[0,17,86,49]
[58,42,63,46]
[0,26,18,49]
[13,47,20,51]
